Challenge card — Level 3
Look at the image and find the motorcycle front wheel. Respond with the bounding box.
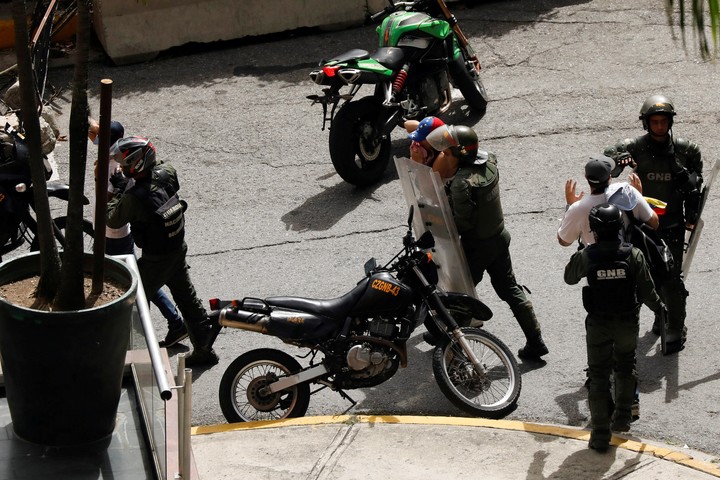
[219,348,311,423]
[432,327,520,418]
[329,97,391,187]
[448,55,488,113]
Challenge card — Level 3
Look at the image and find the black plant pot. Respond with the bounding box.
[0,252,137,446]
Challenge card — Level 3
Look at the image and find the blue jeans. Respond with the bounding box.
[152,289,183,329]
[106,233,183,328]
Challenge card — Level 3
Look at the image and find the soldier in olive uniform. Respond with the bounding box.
[107,137,220,367]
[564,203,664,452]
[426,125,549,361]
[603,95,702,353]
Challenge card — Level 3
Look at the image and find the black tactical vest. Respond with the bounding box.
[126,168,185,253]
[582,244,637,315]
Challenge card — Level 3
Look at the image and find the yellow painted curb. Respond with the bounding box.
[192,415,720,478]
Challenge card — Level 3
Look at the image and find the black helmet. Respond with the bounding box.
[110,136,156,177]
[639,94,676,131]
[449,125,479,165]
[589,203,623,242]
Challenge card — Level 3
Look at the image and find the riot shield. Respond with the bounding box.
[394,157,477,298]
[683,158,720,278]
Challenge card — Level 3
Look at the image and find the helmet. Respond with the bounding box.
[110,136,156,177]
[425,125,479,164]
[449,125,479,165]
[588,203,623,242]
[639,95,676,130]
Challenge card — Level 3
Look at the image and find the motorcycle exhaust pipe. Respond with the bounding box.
[309,70,324,84]
[338,68,361,84]
[219,308,269,334]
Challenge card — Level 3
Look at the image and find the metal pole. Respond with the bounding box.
[119,254,173,399]
[176,354,186,477]
[181,368,193,480]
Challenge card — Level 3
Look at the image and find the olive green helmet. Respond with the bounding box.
[426,125,479,165]
[639,94,676,131]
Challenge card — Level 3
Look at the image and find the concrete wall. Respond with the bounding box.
[93,0,387,65]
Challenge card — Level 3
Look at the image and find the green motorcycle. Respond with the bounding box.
[308,0,488,186]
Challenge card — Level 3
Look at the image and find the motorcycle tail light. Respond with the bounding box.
[322,65,339,78]
[209,298,220,310]
[338,68,361,84]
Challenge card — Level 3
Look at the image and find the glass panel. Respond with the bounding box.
[129,305,168,479]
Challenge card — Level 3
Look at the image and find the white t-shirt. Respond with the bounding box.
[557,182,654,246]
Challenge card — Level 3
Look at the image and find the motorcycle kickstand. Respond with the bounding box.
[337,389,358,414]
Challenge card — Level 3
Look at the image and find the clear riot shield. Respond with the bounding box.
[394,157,477,298]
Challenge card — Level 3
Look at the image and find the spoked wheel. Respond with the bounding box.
[29,216,95,252]
[329,97,391,187]
[432,327,520,418]
[219,348,311,423]
[448,54,488,113]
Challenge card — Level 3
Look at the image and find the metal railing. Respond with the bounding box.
[119,255,194,479]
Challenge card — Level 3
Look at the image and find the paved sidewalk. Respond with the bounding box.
[192,415,720,479]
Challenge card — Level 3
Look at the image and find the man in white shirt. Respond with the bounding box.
[558,156,659,247]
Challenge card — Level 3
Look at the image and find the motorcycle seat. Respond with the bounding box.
[265,280,368,319]
[329,49,370,64]
[370,47,406,71]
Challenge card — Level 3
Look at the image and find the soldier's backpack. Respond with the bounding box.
[624,214,674,288]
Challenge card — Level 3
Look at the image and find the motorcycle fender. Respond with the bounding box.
[45,183,90,205]
[441,292,493,322]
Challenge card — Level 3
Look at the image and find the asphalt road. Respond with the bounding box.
[37,0,720,459]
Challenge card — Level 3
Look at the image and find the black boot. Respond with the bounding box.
[663,328,686,355]
[651,312,661,335]
[518,334,549,360]
[185,317,221,367]
[512,301,549,360]
[589,428,611,452]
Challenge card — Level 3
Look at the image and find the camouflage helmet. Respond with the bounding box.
[639,95,676,131]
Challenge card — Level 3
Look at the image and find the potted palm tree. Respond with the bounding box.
[0,0,137,446]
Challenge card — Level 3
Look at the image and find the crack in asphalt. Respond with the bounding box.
[188,225,400,258]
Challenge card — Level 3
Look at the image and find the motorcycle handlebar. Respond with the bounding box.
[370,1,420,22]
[370,6,392,22]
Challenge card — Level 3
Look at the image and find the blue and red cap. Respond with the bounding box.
[408,116,445,142]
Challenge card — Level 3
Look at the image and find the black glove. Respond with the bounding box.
[684,189,702,224]
[109,171,128,193]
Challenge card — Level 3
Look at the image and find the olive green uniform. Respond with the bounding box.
[450,152,543,345]
[565,242,662,441]
[107,162,211,353]
[604,134,702,340]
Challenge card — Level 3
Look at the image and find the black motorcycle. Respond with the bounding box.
[210,207,521,422]
[308,0,488,186]
[0,124,93,262]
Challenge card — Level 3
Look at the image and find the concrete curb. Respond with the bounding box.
[193,415,720,478]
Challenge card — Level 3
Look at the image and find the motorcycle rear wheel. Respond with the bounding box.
[432,327,520,418]
[448,55,488,113]
[29,216,95,252]
[219,348,311,423]
[329,97,391,186]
